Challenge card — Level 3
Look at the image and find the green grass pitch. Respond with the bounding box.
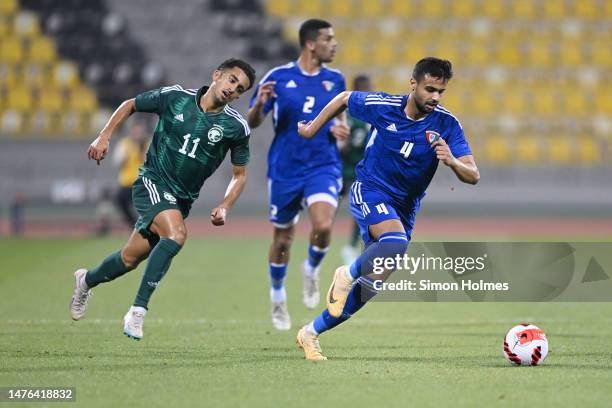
[1,237,611,407]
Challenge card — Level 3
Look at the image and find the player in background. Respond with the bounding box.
[70,58,256,340]
[339,75,372,265]
[247,19,350,330]
[296,58,480,360]
[112,121,149,228]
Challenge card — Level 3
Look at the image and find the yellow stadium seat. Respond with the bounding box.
[0,0,17,15]
[61,111,89,136]
[439,91,464,116]
[573,0,598,20]
[603,0,612,18]
[0,15,10,36]
[1,109,24,134]
[578,137,601,164]
[53,61,79,87]
[481,1,504,19]
[295,0,323,17]
[495,41,522,67]
[472,92,496,116]
[543,1,567,19]
[21,63,49,86]
[341,43,366,66]
[420,0,445,18]
[532,88,557,116]
[484,137,512,164]
[0,63,17,87]
[37,87,65,112]
[512,0,536,20]
[549,137,574,164]
[516,137,542,164]
[402,42,431,65]
[7,86,33,111]
[329,0,353,18]
[27,36,56,62]
[371,43,396,67]
[433,42,461,67]
[465,42,490,66]
[590,40,611,66]
[388,0,412,18]
[68,86,98,113]
[526,41,553,68]
[563,92,588,117]
[502,89,526,115]
[595,93,612,114]
[13,11,40,37]
[450,0,476,18]
[559,41,583,67]
[265,0,293,17]
[357,0,385,18]
[0,36,24,63]
[30,110,61,135]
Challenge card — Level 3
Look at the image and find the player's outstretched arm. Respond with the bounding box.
[87,98,136,165]
[210,165,247,226]
[246,81,276,129]
[298,91,352,139]
[433,139,480,185]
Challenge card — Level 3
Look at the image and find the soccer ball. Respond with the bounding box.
[503,324,548,366]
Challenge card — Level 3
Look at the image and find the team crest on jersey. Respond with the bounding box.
[207,124,224,144]
[163,191,176,204]
[425,130,441,144]
[321,80,335,92]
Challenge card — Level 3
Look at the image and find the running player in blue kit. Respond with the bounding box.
[295,57,480,360]
[247,19,349,330]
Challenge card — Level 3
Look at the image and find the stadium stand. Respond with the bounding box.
[0,0,165,138]
[259,0,611,166]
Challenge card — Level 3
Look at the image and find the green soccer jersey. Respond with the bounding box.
[341,114,370,182]
[134,85,250,202]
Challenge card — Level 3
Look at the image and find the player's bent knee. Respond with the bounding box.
[120,250,142,270]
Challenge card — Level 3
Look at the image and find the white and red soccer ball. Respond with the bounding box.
[503,324,549,366]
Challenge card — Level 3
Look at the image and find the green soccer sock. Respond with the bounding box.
[85,251,133,288]
[133,238,182,309]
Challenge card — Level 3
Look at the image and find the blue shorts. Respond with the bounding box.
[349,181,416,245]
[268,174,342,228]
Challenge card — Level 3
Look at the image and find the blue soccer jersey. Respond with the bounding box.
[250,62,346,181]
[348,91,472,209]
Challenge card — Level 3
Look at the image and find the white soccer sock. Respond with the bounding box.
[302,260,320,278]
[270,287,287,303]
[306,321,318,335]
[130,305,147,315]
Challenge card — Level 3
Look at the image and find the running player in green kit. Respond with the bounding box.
[69,58,256,340]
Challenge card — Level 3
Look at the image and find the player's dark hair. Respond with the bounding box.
[353,74,370,90]
[217,58,256,90]
[412,57,453,83]
[299,19,332,48]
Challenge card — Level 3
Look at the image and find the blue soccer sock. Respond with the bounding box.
[310,276,378,335]
[269,263,288,302]
[348,231,408,279]
[306,244,329,272]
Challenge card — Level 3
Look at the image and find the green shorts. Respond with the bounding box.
[132,176,192,245]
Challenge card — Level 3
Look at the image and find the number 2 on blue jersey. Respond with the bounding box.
[302,96,315,113]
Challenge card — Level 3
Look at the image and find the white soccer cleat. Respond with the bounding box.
[302,260,320,309]
[69,268,92,321]
[271,300,291,331]
[123,306,147,340]
[296,325,327,361]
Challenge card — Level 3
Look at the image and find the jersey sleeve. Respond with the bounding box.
[134,87,167,114]
[446,119,472,158]
[347,91,383,124]
[229,133,250,166]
